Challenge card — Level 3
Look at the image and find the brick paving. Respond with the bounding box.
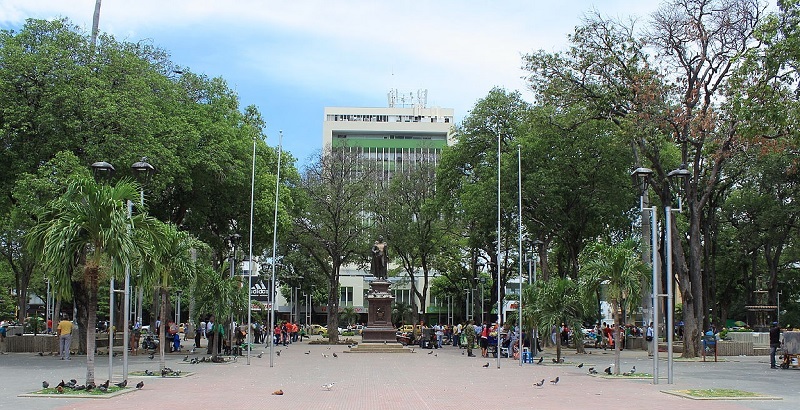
[2,336,800,410]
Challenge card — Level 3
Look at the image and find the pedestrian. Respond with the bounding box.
[206,316,215,354]
[770,322,781,369]
[453,322,461,347]
[57,315,73,360]
[463,320,476,357]
[0,322,7,354]
[434,323,443,349]
[646,322,654,356]
[480,321,490,358]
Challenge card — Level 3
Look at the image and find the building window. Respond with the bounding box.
[340,287,354,307]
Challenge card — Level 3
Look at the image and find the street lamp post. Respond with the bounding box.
[246,133,258,365]
[91,161,118,383]
[632,164,689,385]
[130,157,154,382]
[175,290,183,326]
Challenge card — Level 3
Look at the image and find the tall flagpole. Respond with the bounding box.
[517,145,523,367]
[246,134,257,365]
[269,131,283,368]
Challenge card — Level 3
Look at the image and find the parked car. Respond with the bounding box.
[308,324,327,335]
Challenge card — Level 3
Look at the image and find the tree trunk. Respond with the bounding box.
[326,264,341,343]
[159,288,167,370]
[85,268,99,385]
[613,300,621,375]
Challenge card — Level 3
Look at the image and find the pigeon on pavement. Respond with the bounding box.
[577,363,584,368]
[272,389,284,395]
[332,352,338,358]
[322,382,335,391]
[42,381,49,389]
[482,362,490,368]
[136,381,144,389]
[115,380,127,388]
[537,356,544,364]
[604,366,612,375]
[534,379,545,387]
[550,376,560,385]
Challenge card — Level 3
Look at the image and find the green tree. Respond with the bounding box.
[378,160,448,323]
[522,277,589,362]
[522,0,765,357]
[142,223,201,370]
[290,149,374,343]
[27,176,159,384]
[579,239,645,374]
[193,264,246,360]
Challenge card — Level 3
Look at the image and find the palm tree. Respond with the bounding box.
[522,276,589,363]
[27,176,157,384]
[194,264,247,360]
[392,302,413,327]
[143,223,200,370]
[340,306,359,328]
[579,239,646,375]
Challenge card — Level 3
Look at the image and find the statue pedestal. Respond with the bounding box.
[361,280,396,343]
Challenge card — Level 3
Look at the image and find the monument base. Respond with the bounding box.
[361,327,397,343]
[347,341,411,353]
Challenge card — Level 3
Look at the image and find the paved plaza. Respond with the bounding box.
[1,336,800,410]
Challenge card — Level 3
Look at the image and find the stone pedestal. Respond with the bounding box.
[361,280,396,343]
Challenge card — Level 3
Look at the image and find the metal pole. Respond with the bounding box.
[123,199,132,382]
[269,130,283,368]
[246,134,257,365]
[647,197,659,385]
[666,205,674,384]
[518,144,523,367]
[496,130,502,369]
[109,275,114,382]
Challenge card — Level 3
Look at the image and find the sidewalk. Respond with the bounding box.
[1,337,799,410]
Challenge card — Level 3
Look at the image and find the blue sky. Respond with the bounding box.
[0,1,661,168]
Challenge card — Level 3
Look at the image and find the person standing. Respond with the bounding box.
[57,316,73,360]
[434,323,443,349]
[0,322,7,354]
[646,322,654,356]
[463,320,476,357]
[770,322,781,369]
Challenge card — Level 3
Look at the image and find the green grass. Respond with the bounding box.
[679,389,762,398]
[34,386,124,396]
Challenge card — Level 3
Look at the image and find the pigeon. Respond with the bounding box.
[183,355,189,361]
[135,381,144,389]
[322,353,328,358]
[42,381,49,389]
[85,383,95,392]
[98,385,108,392]
[537,356,544,364]
[38,352,43,356]
[630,366,636,373]
[410,348,415,353]
[144,369,154,376]
[69,379,78,387]
[258,352,264,358]
[322,382,335,391]
[577,363,584,368]
[148,353,154,360]
[73,385,86,390]
[99,380,110,389]
[190,358,199,364]
[161,368,169,377]
[304,351,310,355]
[56,379,66,388]
[56,385,64,394]
[588,367,596,374]
[115,380,127,388]
[428,351,433,355]
[604,366,612,375]
[190,347,196,354]
[550,376,560,385]
[552,358,557,363]
[332,352,338,358]
[482,362,490,368]
[534,379,545,387]
[272,389,284,395]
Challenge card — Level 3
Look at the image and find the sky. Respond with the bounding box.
[0,0,663,168]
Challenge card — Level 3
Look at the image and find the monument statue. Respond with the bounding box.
[370,236,388,280]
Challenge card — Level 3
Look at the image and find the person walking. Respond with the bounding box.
[646,322,654,356]
[770,322,782,369]
[57,315,73,360]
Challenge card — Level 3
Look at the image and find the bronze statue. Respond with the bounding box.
[370,236,388,279]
